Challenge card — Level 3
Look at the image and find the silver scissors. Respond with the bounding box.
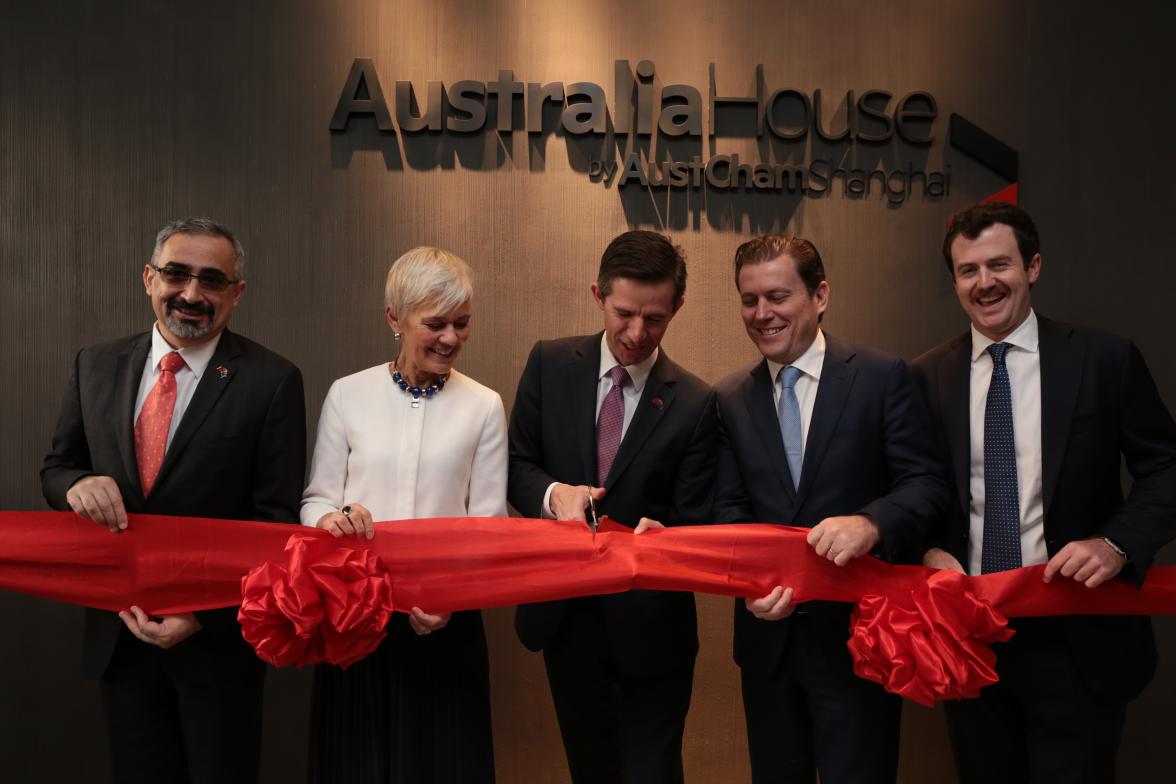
[586,493,599,542]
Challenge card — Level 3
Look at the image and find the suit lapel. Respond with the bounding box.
[116,333,152,504]
[939,333,972,521]
[151,331,241,494]
[604,351,676,489]
[1038,317,1082,519]
[796,336,855,506]
[570,335,602,484]
[744,359,796,504]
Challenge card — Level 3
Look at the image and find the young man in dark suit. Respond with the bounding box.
[508,230,716,784]
[913,202,1176,783]
[41,217,306,784]
[714,234,948,784]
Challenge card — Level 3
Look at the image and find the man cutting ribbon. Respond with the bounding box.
[507,230,717,784]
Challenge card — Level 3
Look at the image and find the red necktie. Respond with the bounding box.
[596,365,631,485]
[135,351,186,495]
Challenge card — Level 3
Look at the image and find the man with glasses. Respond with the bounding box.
[41,216,306,784]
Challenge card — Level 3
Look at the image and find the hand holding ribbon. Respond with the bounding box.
[4,512,1176,705]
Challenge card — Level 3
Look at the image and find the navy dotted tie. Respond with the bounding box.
[981,342,1022,574]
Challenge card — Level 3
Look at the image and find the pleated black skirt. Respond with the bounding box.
[307,610,495,784]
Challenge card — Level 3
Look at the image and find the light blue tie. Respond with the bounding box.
[778,366,803,490]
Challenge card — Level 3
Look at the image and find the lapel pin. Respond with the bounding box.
[651,396,664,409]
[216,365,229,379]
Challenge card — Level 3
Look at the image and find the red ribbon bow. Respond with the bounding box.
[849,570,1014,706]
[239,534,395,668]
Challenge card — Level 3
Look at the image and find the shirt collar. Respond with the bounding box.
[970,309,1039,361]
[599,333,659,393]
[767,328,826,384]
[150,323,222,380]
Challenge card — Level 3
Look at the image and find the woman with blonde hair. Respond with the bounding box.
[301,246,505,783]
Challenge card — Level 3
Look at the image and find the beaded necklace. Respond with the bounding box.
[391,363,447,408]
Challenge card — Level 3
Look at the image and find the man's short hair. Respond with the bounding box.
[597,231,687,304]
[942,202,1040,275]
[152,216,246,280]
[734,234,826,296]
[385,246,473,318]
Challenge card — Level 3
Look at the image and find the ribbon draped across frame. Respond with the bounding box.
[4,512,1176,705]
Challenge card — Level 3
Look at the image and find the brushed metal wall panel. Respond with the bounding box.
[2,1,1173,781]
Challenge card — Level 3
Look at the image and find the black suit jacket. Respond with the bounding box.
[508,333,717,674]
[912,315,1176,700]
[41,329,306,679]
[715,334,949,677]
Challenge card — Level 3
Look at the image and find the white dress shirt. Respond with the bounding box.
[765,329,826,461]
[967,310,1047,575]
[301,365,508,525]
[133,324,222,451]
[540,335,660,515]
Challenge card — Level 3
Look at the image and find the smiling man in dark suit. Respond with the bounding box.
[41,216,306,784]
[508,230,716,784]
[913,202,1176,783]
[714,234,948,784]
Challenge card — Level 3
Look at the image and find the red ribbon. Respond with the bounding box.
[239,535,394,670]
[3,511,1175,706]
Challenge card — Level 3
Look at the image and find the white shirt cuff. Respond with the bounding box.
[541,482,558,518]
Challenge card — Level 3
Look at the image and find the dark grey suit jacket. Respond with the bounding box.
[508,333,717,675]
[715,334,949,677]
[41,328,306,679]
[912,315,1176,699]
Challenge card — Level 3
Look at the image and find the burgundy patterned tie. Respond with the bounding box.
[596,365,631,485]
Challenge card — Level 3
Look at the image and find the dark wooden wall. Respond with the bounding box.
[1,1,1173,781]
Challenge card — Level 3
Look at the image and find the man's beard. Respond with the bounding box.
[164,297,214,340]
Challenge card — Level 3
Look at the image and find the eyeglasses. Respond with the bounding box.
[150,264,239,292]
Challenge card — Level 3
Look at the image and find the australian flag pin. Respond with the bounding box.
[216,365,229,379]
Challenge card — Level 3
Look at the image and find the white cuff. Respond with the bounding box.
[541,482,558,519]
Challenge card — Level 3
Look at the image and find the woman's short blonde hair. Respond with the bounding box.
[384,246,474,318]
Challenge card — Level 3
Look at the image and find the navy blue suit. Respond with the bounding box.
[715,334,948,784]
[912,316,1176,782]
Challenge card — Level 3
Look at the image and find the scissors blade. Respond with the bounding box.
[587,495,599,543]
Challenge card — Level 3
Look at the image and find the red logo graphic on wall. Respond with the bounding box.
[948,113,1019,204]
